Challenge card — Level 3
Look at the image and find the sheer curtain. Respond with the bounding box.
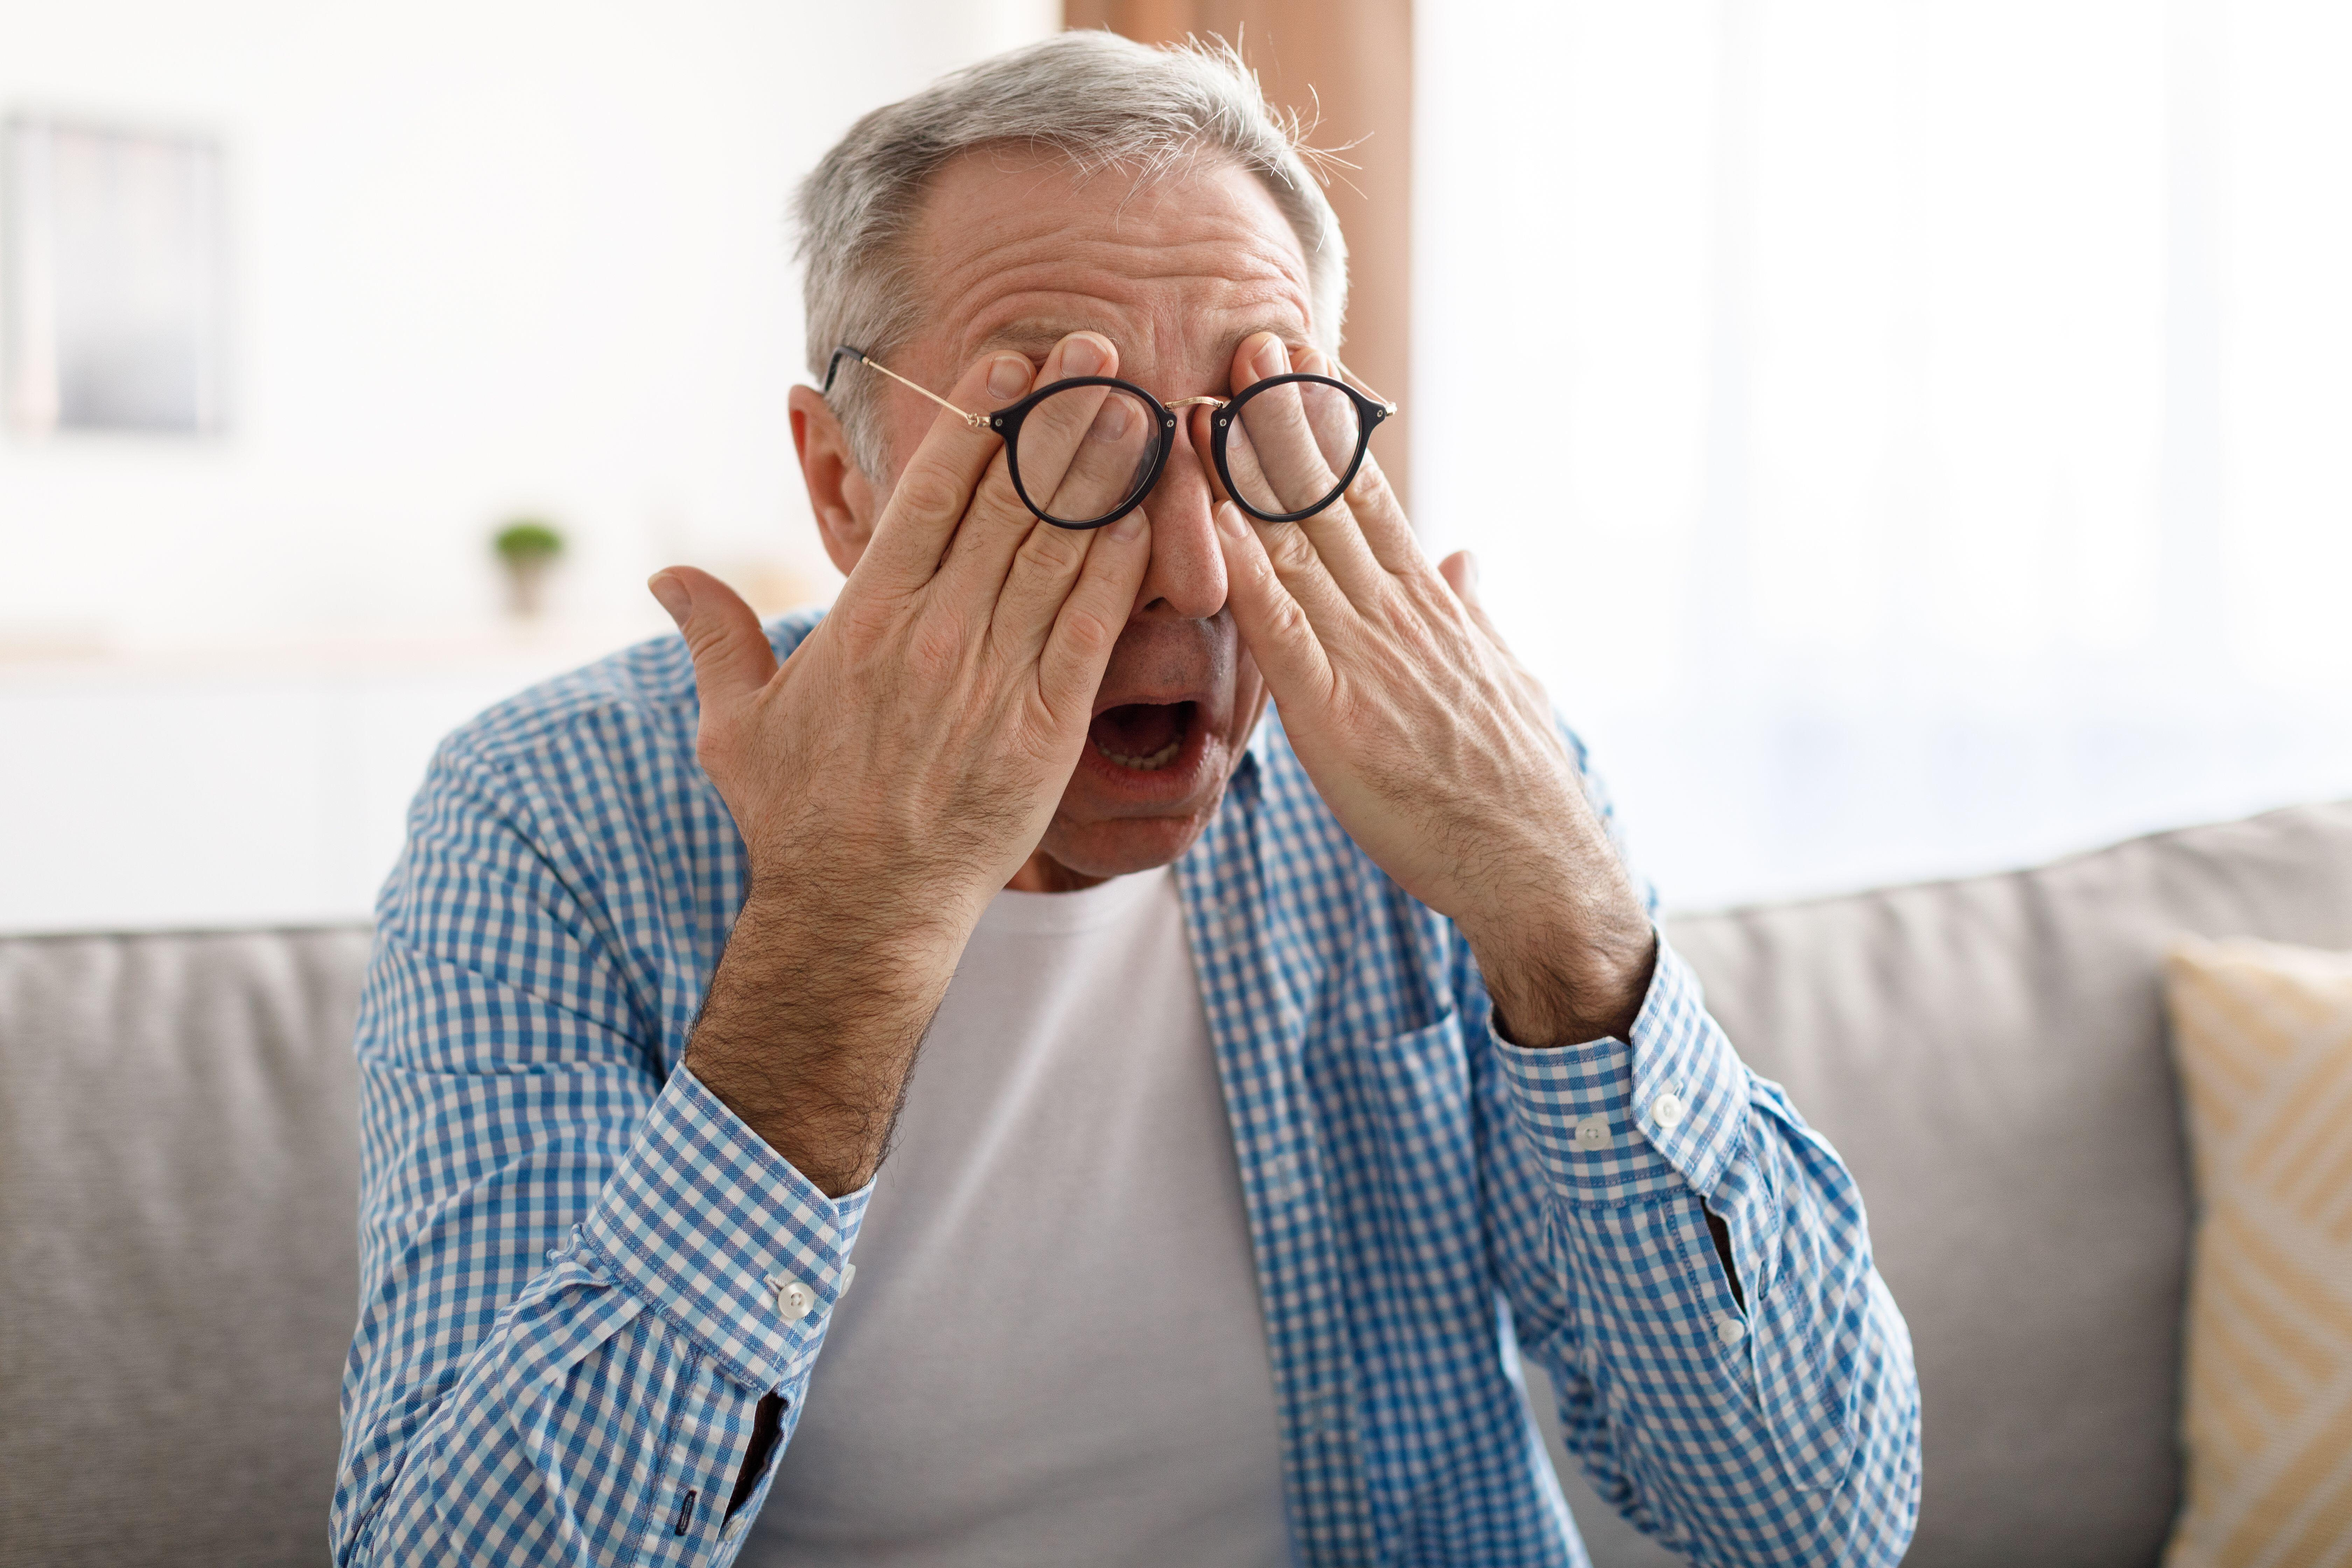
[1415,0,2352,909]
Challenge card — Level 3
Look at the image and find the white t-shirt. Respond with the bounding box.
[743,866,1289,1567]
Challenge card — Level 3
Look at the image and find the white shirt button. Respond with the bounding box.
[1651,1092,1686,1128]
[1716,1311,1746,1346]
[767,1275,816,1322]
[1573,1114,1612,1151]
[723,1514,748,1542]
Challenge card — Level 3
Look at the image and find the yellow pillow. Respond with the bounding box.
[2165,937,2352,1568]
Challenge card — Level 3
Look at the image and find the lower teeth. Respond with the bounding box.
[1094,736,1182,770]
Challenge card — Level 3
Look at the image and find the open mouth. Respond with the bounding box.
[1088,701,1197,771]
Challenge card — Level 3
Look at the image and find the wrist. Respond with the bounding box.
[688,888,965,1196]
[742,864,980,956]
[1467,912,1656,1049]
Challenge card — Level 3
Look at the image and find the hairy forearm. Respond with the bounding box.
[1477,923,1656,1048]
[685,889,958,1196]
[1462,845,1657,1049]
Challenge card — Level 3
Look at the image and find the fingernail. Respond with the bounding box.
[1217,503,1248,539]
[1461,551,1480,589]
[988,355,1032,399]
[1111,511,1146,541]
[1061,335,1104,378]
[647,572,689,626]
[1255,337,1288,378]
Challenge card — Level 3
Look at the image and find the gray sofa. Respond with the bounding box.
[7,800,2351,1567]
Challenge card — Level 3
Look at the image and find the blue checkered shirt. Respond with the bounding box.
[334,609,1920,1566]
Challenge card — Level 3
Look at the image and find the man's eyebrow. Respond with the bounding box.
[975,323,1091,358]
[1216,321,1315,365]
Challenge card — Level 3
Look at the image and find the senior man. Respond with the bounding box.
[335,31,1918,1568]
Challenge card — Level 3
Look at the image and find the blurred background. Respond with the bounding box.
[2,0,2346,932]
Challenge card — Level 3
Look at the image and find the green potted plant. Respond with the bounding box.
[492,518,564,618]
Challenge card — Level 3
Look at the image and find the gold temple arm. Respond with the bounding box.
[855,354,989,430]
[825,347,989,431]
[1331,357,1399,415]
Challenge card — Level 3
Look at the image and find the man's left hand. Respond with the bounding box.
[1203,333,1656,1046]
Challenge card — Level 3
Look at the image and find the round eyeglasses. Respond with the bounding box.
[822,345,1397,530]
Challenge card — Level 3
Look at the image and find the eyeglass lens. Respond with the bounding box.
[1010,383,1166,527]
[1223,377,1364,521]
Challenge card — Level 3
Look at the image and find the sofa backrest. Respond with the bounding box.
[5,802,2351,1567]
[1663,799,2352,1568]
[0,927,370,1568]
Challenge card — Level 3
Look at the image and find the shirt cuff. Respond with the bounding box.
[575,1064,869,1391]
[1492,935,1749,1204]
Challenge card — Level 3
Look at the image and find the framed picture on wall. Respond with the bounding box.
[3,115,226,436]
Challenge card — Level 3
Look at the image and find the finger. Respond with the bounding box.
[1036,509,1153,718]
[988,498,1104,670]
[935,332,1140,597]
[1227,335,1347,514]
[1438,548,1479,606]
[1233,485,1361,649]
[1224,334,1387,606]
[1436,547,1520,660]
[1000,335,1157,527]
[1205,374,1362,645]
[854,351,1036,593]
[1212,500,1337,706]
[1296,344,1423,576]
[1437,545,1501,645]
[649,567,778,708]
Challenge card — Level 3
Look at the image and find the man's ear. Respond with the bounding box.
[789,384,880,577]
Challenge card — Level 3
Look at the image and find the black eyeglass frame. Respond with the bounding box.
[822,345,1396,531]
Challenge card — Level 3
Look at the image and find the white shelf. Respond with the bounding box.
[0,620,683,934]
[0,618,669,685]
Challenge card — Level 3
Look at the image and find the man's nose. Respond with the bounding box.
[1132,412,1227,618]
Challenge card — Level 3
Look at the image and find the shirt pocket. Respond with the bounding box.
[1351,1009,1477,1174]
[1324,1009,1487,1279]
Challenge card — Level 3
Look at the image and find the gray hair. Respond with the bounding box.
[793,29,1350,477]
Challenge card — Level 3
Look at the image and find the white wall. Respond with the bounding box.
[0,0,1057,654]
[19,0,2349,931]
[0,0,1057,931]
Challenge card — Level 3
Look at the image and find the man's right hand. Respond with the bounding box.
[646,334,1150,1195]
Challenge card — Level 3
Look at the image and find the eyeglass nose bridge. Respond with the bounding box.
[1161,395,1229,413]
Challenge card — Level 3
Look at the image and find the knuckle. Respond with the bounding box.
[837,595,902,646]
[1056,606,1118,661]
[1266,592,1314,644]
[1266,524,1321,576]
[968,474,1040,537]
[693,714,737,774]
[1014,689,1063,744]
[1013,523,1085,581]
[681,620,733,663]
[892,464,970,523]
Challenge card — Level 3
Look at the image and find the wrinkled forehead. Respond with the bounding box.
[902,147,1317,386]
